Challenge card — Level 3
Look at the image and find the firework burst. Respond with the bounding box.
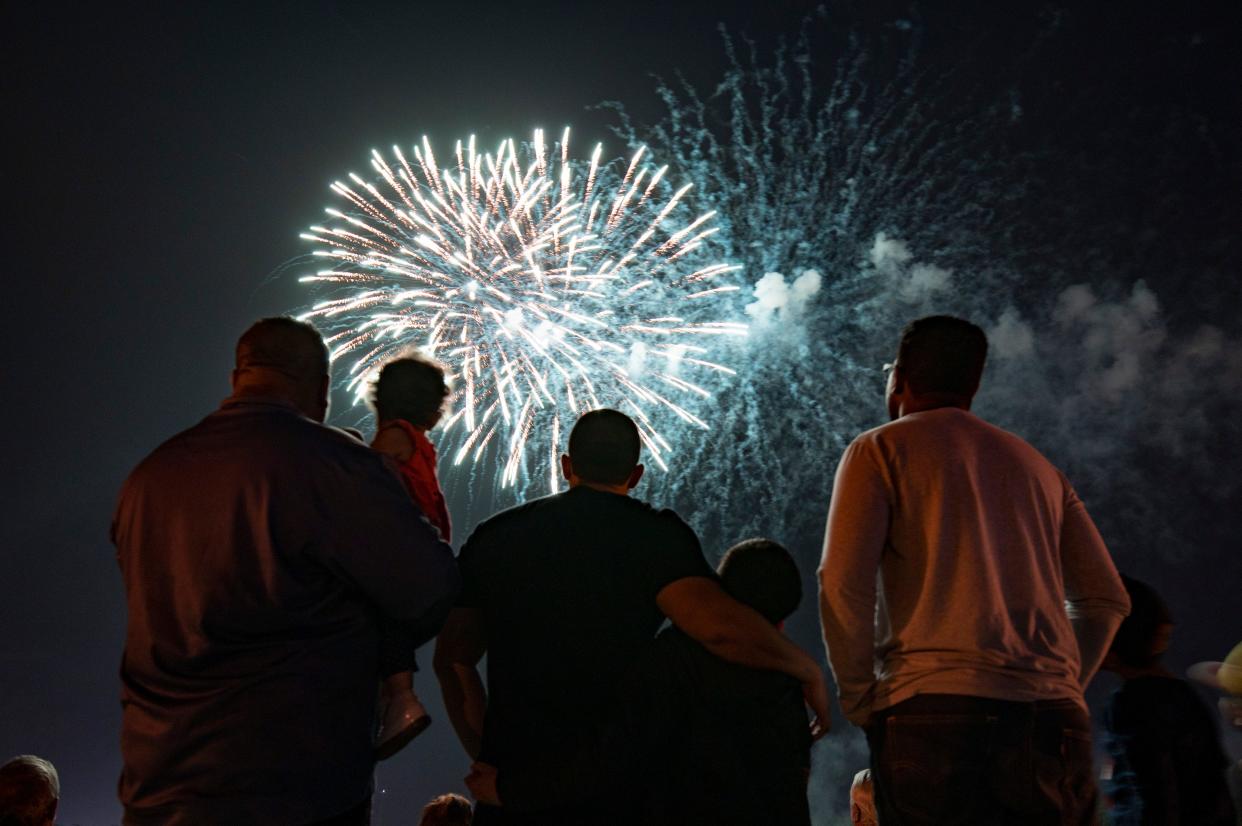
[299,128,746,490]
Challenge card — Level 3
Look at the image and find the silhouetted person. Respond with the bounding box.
[468,539,813,825]
[819,315,1130,825]
[1102,575,1236,825]
[1190,641,1242,822]
[435,409,828,826]
[369,353,454,759]
[0,755,58,826]
[418,793,473,826]
[113,317,460,825]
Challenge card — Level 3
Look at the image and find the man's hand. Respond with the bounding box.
[802,669,832,740]
[466,761,501,807]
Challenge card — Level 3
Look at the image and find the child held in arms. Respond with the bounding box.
[369,354,453,759]
[1101,574,1237,826]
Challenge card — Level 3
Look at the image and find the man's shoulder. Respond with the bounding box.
[572,491,698,542]
[131,403,385,484]
[860,410,1054,461]
[458,494,558,557]
[471,490,693,536]
[470,492,559,532]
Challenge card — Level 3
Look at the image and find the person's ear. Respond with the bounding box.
[230,369,241,393]
[560,454,574,483]
[316,375,331,422]
[891,364,906,395]
[626,463,645,490]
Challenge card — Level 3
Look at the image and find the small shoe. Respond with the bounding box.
[375,691,432,761]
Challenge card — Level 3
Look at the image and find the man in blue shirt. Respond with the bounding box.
[113,317,460,825]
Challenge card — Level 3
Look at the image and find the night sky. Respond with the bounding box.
[4,2,1240,824]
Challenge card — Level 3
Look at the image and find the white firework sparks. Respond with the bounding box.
[298,128,746,490]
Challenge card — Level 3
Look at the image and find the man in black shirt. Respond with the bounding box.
[434,410,828,826]
[471,538,814,825]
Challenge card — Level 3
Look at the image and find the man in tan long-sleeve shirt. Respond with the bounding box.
[819,315,1130,826]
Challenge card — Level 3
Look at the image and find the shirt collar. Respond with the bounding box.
[219,394,305,415]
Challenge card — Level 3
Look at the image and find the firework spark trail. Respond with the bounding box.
[299,129,746,491]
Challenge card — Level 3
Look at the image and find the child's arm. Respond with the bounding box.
[371,423,415,463]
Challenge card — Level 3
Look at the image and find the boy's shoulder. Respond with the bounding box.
[1109,675,1213,731]
[652,627,803,698]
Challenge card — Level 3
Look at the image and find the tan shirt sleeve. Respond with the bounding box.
[819,438,890,726]
[1059,483,1130,622]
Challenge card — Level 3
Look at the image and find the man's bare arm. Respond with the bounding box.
[819,440,889,727]
[433,607,488,759]
[656,576,830,737]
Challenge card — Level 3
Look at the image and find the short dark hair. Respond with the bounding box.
[235,317,329,380]
[370,354,449,428]
[1111,574,1173,668]
[717,538,802,624]
[418,793,472,826]
[896,315,988,397]
[567,409,641,485]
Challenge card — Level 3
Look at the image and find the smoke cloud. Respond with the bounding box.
[745,269,823,326]
[869,232,954,304]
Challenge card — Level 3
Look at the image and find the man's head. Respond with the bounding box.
[232,317,330,422]
[887,315,988,420]
[370,353,450,430]
[1107,574,1173,672]
[0,755,59,826]
[717,538,802,625]
[561,409,644,492]
[418,792,472,826]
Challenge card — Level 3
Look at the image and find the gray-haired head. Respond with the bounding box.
[0,755,59,826]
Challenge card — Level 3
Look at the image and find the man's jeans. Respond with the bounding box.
[866,694,1098,825]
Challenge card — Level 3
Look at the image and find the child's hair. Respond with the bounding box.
[370,354,450,428]
[717,538,802,624]
[1111,574,1174,669]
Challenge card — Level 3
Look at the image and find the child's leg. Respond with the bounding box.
[375,621,431,760]
[381,668,413,698]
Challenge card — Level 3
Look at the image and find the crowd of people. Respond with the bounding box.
[3,314,1240,825]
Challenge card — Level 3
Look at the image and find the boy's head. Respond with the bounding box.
[1109,574,1173,670]
[371,353,450,430]
[717,539,802,625]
